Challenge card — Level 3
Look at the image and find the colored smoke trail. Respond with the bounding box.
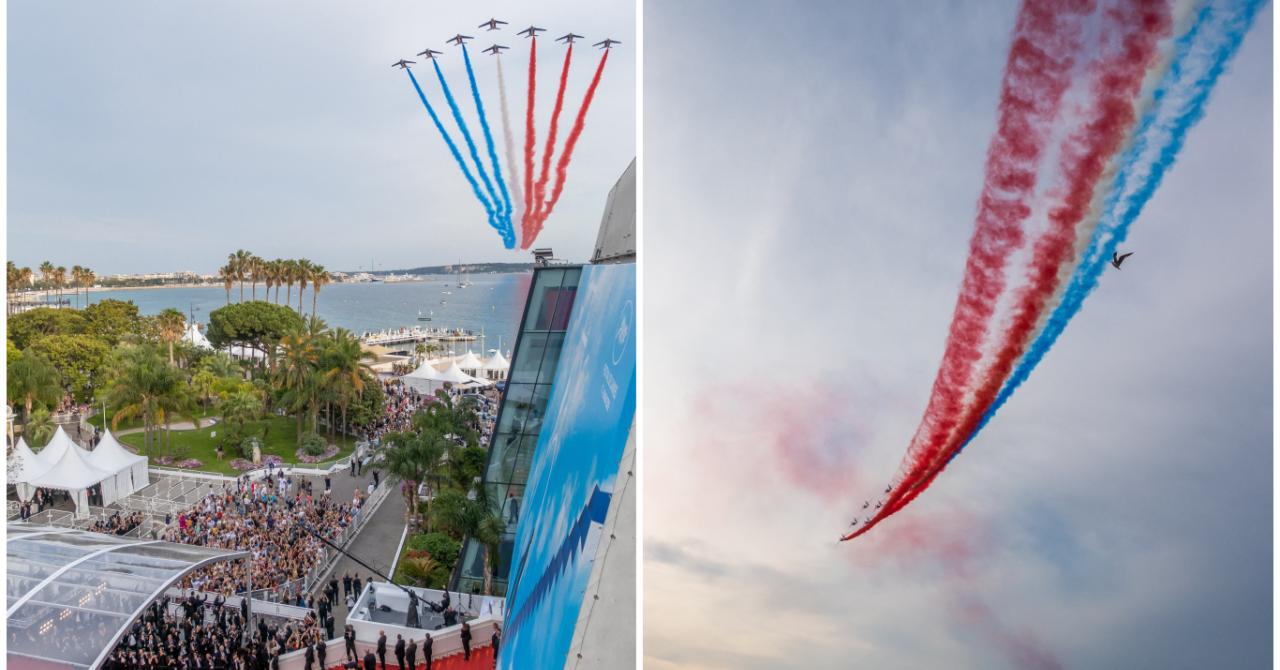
[523,38,538,250]
[526,49,610,249]
[874,0,1174,524]
[529,44,573,242]
[462,44,515,248]
[432,57,509,244]
[949,0,1267,462]
[497,54,525,246]
[842,0,1093,541]
[405,68,497,235]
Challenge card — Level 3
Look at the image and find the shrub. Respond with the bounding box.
[406,532,461,568]
[300,433,327,456]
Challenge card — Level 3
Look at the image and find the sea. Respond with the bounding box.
[80,272,533,357]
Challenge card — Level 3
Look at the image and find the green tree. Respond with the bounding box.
[216,390,263,457]
[206,301,303,362]
[24,407,56,449]
[385,430,448,529]
[100,345,198,456]
[429,487,506,594]
[275,331,318,446]
[321,328,375,438]
[82,299,142,345]
[7,308,88,349]
[155,308,186,367]
[7,353,60,422]
[27,334,112,404]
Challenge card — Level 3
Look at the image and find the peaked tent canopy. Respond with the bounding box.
[183,323,214,350]
[26,435,117,514]
[455,350,484,371]
[86,429,150,499]
[9,438,50,502]
[32,426,92,466]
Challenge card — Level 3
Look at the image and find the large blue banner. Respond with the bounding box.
[500,263,636,670]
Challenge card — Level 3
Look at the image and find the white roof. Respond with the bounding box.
[481,350,510,370]
[183,322,214,350]
[33,426,93,466]
[86,429,147,471]
[455,350,484,369]
[27,434,115,490]
[402,360,489,386]
[404,360,449,381]
[9,437,51,482]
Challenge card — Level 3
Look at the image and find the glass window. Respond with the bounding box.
[495,383,535,436]
[536,332,567,385]
[522,269,565,331]
[511,333,551,381]
[520,384,554,439]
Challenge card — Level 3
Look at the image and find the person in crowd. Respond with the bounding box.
[406,636,418,670]
[377,630,388,670]
[460,621,472,661]
[394,633,406,670]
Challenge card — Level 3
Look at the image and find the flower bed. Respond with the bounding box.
[156,456,204,470]
[296,444,339,463]
[229,458,256,472]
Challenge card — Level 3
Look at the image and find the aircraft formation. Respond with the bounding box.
[393,18,621,250]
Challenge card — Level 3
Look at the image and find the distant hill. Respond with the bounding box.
[353,262,536,276]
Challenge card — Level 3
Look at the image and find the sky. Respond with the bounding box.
[7,0,635,275]
[644,2,1272,669]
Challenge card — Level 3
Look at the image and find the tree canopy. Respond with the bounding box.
[206,301,303,355]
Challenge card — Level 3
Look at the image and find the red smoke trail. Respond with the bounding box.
[525,49,609,249]
[841,0,1091,541]
[878,0,1172,524]
[528,44,573,242]
[522,37,538,249]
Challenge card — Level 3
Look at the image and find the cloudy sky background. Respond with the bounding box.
[8,0,635,275]
[644,2,1272,668]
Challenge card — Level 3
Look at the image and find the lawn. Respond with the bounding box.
[119,414,357,476]
[91,405,219,433]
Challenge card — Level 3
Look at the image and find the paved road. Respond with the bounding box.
[301,460,409,630]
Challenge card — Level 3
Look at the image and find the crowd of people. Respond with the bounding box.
[102,591,331,669]
[361,379,501,448]
[161,472,362,600]
[89,509,146,535]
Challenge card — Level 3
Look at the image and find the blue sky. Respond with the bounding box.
[644,2,1272,668]
[7,1,635,274]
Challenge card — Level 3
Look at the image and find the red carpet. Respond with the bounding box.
[327,645,495,669]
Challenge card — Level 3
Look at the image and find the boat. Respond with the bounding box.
[417,310,433,322]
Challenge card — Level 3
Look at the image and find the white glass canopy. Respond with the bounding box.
[6,523,248,669]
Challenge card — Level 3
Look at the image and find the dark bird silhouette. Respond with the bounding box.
[1111,251,1134,269]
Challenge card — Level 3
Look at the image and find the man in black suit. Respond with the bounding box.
[377,631,387,670]
[316,639,327,669]
[422,633,433,670]
[393,633,407,670]
[406,637,417,670]
[344,625,358,662]
[364,650,377,670]
[304,643,315,670]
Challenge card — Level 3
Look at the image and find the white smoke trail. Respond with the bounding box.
[496,55,525,248]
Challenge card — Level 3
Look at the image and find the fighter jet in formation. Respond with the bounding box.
[479,18,507,31]
[391,59,415,70]
[594,38,621,49]
[1111,251,1134,270]
[518,26,546,38]
[482,45,509,56]
[447,34,474,46]
[416,48,442,60]
[557,33,584,44]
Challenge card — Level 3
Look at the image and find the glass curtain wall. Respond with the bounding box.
[455,265,581,595]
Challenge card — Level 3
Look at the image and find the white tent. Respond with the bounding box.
[183,323,214,350]
[26,435,117,516]
[9,438,50,502]
[455,350,484,374]
[401,360,490,394]
[86,429,150,499]
[480,350,510,380]
[33,426,93,467]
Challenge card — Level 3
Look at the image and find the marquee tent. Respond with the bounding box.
[25,434,118,514]
[85,429,150,500]
[480,350,510,381]
[8,438,50,502]
[183,322,214,350]
[401,360,490,395]
[455,350,485,373]
[32,426,93,467]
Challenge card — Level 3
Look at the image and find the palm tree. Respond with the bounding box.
[54,266,67,306]
[219,264,235,304]
[38,261,53,302]
[429,487,506,594]
[385,431,447,527]
[248,255,264,301]
[230,249,253,301]
[262,259,277,303]
[322,328,374,438]
[216,389,263,457]
[102,345,196,456]
[7,354,60,422]
[80,267,95,307]
[276,331,318,445]
[309,264,330,317]
[191,369,218,410]
[156,308,186,367]
[283,260,297,307]
[295,259,312,314]
[70,265,85,308]
[23,407,57,449]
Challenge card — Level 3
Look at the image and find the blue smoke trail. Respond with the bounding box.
[432,58,512,247]
[950,0,1267,463]
[405,68,502,239]
[461,45,515,246]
